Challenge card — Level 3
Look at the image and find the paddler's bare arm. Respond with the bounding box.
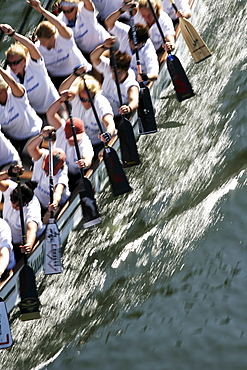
[27,0,72,39]
[90,36,116,66]
[0,67,24,97]
[105,1,136,31]
[58,65,86,93]
[0,23,40,60]
[47,92,74,128]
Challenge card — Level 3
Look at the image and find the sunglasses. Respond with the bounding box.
[6,57,24,66]
[79,96,91,103]
[62,7,75,14]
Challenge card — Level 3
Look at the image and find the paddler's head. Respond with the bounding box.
[5,43,28,76]
[58,0,79,23]
[77,74,101,110]
[110,51,131,83]
[10,181,37,210]
[128,23,150,51]
[35,21,56,50]
[137,0,161,27]
[64,117,85,146]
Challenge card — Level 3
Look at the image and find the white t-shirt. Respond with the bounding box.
[55,119,94,174]
[0,131,20,168]
[31,149,71,209]
[110,21,159,76]
[58,2,110,54]
[36,32,92,77]
[0,218,15,270]
[161,0,191,20]
[70,93,114,145]
[134,10,175,50]
[2,180,44,244]
[93,57,139,116]
[8,57,59,114]
[91,0,123,21]
[0,88,42,140]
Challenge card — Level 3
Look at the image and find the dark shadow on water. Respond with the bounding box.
[160,121,186,128]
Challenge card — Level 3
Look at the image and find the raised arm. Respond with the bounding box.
[0,23,41,60]
[27,0,72,39]
[90,36,116,66]
[58,65,86,93]
[47,91,74,128]
[0,165,24,192]
[27,126,55,161]
[0,67,24,97]
[105,1,137,30]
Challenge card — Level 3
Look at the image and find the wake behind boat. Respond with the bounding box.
[0,0,198,316]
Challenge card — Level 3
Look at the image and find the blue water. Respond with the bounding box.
[1,0,247,369]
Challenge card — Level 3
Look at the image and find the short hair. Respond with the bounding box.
[10,181,37,205]
[35,21,56,39]
[128,23,150,44]
[110,51,131,71]
[5,42,28,59]
[77,74,101,95]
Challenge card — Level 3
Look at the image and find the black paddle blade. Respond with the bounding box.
[138,85,157,134]
[78,177,101,229]
[117,117,140,168]
[19,264,41,321]
[167,54,195,102]
[103,146,132,196]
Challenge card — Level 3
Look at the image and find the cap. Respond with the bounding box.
[43,148,66,175]
[65,117,84,145]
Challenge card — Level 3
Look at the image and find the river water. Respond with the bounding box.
[1,0,247,369]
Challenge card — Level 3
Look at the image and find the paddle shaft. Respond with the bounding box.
[147,0,167,47]
[48,133,54,219]
[110,48,127,107]
[110,47,140,167]
[129,9,143,76]
[44,133,62,274]
[170,0,179,14]
[82,75,132,196]
[16,176,28,264]
[64,101,87,182]
[82,76,104,136]
[64,100,101,228]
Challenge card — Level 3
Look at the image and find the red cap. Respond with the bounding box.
[65,117,84,145]
[43,148,66,175]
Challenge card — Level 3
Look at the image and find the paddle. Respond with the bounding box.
[146,0,195,102]
[110,48,140,168]
[44,133,62,274]
[129,8,157,135]
[0,297,13,349]
[170,0,211,63]
[82,75,132,197]
[64,100,102,228]
[17,176,41,321]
